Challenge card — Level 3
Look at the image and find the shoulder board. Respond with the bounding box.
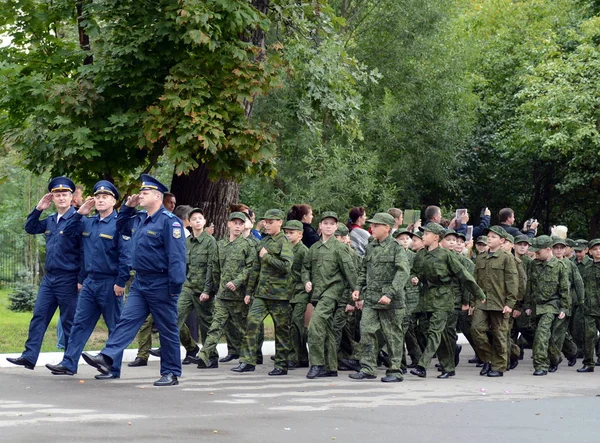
[162,210,174,218]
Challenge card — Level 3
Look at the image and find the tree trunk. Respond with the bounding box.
[170,165,239,239]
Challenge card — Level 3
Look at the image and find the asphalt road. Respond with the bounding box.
[1,347,599,442]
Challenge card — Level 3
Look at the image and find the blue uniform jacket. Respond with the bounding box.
[116,205,186,295]
[62,210,132,287]
[25,206,83,280]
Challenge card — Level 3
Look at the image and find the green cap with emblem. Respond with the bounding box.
[228,211,247,222]
[392,228,414,239]
[476,236,488,245]
[443,228,459,238]
[551,236,568,247]
[335,223,349,237]
[283,220,303,231]
[260,209,285,220]
[413,231,423,239]
[588,239,600,249]
[484,225,508,239]
[421,222,445,237]
[566,238,576,248]
[573,239,589,251]
[320,211,338,222]
[529,235,553,252]
[366,212,395,227]
[514,235,531,245]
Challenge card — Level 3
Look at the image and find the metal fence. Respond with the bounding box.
[0,232,43,287]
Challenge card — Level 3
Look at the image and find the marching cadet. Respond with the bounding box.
[577,239,600,373]
[410,223,485,379]
[349,213,410,382]
[81,175,186,387]
[572,239,591,357]
[302,212,356,379]
[8,177,83,371]
[196,212,256,369]
[46,181,131,379]
[233,209,293,375]
[177,208,218,365]
[524,236,570,376]
[283,220,310,369]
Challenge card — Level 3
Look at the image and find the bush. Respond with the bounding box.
[8,283,37,312]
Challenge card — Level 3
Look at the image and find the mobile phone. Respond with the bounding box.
[456,209,467,220]
[466,225,473,242]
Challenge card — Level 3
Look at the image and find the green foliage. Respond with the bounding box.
[8,282,37,312]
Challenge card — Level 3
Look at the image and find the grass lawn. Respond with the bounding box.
[0,288,275,354]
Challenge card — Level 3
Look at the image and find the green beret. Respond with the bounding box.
[393,228,413,239]
[335,223,349,237]
[366,212,395,227]
[260,209,285,220]
[514,235,531,245]
[529,235,553,252]
[228,212,247,222]
[320,211,338,222]
[484,225,508,239]
[422,222,445,237]
[283,220,303,231]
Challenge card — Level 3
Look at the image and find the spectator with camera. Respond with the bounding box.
[499,208,537,238]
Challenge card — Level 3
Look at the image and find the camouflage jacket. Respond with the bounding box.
[212,234,256,301]
[561,258,585,307]
[404,249,421,315]
[247,231,293,301]
[582,261,600,316]
[474,249,519,311]
[183,230,216,295]
[524,257,570,316]
[356,235,410,310]
[290,241,309,304]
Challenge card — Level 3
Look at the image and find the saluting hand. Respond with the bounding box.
[36,193,54,211]
[125,194,140,208]
[114,284,125,297]
[78,196,96,215]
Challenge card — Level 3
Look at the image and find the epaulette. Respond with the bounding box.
[163,210,174,218]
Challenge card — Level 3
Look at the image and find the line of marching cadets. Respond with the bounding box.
[6,175,600,386]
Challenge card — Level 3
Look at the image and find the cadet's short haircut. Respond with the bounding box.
[498,208,514,223]
[424,206,441,221]
[387,208,402,219]
[173,204,193,220]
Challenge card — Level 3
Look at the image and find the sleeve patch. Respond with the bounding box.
[173,228,182,239]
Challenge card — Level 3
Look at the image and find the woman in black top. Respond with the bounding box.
[288,204,320,248]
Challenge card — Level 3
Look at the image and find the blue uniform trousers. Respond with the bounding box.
[61,275,124,376]
[101,274,181,376]
[22,272,79,365]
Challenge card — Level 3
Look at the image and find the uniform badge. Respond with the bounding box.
[172,221,181,227]
[173,228,181,239]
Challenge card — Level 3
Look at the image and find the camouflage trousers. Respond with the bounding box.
[290,295,310,366]
[240,298,291,368]
[457,310,478,358]
[198,298,246,363]
[135,314,154,360]
[471,309,509,372]
[569,304,585,355]
[506,316,521,364]
[223,301,263,358]
[308,296,339,371]
[359,307,405,376]
[401,313,422,369]
[340,308,362,361]
[533,313,563,371]
[177,288,217,359]
[417,310,451,370]
[438,310,458,372]
[582,315,600,367]
[557,317,578,360]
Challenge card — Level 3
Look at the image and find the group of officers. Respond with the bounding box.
[6,175,600,386]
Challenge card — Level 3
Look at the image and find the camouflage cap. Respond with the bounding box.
[529,235,553,252]
[320,211,338,222]
[260,209,285,220]
[456,231,467,241]
[476,236,488,245]
[228,211,247,222]
[421,222,445,237]
[392,228,413,239]
[484,225,508,239]
[588,239,600,249]
[573,239,589,251]
[514,235,531,245]
[443,228,459,239]
[413,231,423,239]
[335,223,349,237]
[366,212,395,227]
[505,234,514,244]
[566,238,576,248]
[551,236,568,247]
[283,220,303,231]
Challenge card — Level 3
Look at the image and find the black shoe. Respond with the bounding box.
[45,363,74,376]
[548,365,558,373]
[257,356,263,365]
[509,359,519,370]
[197,358,218,369]
[270,355,275,361]
[437,371,455,379]
[519,347,525,360]
[455,344,462,366]
[406,361,418,369]
[435,363,441,368]
[306,365,324,379]
[568,356,577,367]
[268,367,288,376]
[6,357,35,370]
[231,363,255,373]
[487,370,503,377]
[349,371,377,380]
[95,373,119,380]
[402,368,407,374]
[182,346,200,365]
[317,370,338,378]
[381,375,403,383]
[154,373,178,386]
[533,369,547,376]
[577,366,594,373]
[340,358,361,372]
[479,362,491,376]
[81,352,111,375]
[219,354,239,363]
[410,366,427,378]
[148,348,161,358]
[127,357,148,367]
[337,362,351,371]
[468,357,482,364]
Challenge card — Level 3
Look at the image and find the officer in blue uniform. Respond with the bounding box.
[82,174,186,386]
[45,181,132,379]
[7,177,83,370]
